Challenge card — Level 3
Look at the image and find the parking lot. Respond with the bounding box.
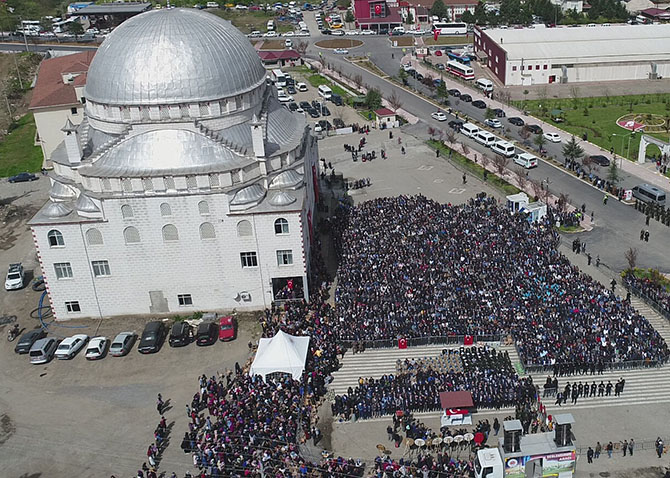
[0,178,263,476]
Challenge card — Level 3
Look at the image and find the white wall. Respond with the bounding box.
[33,104,84,162]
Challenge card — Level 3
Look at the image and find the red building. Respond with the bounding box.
[354,0,403,31]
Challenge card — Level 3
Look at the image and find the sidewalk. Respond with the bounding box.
[403,55,670,192]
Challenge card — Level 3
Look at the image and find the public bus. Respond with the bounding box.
[18,20,40,36]
[271,68,287,86]
[447,51,471,65]
[446,60,474,80]
[432,22,468,35]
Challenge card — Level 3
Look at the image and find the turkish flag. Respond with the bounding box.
[287,279,294,291]
[374,4,382,14]
[398,338,407,349]
[434,29,439,41]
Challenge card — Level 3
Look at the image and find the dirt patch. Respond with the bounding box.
[0,413,16,446]
[423,34,471,45]
[258,40,286,50]
[390,36,414,47]
[315,39,364,49]
[0,52,42,140]
[0,201,41,251]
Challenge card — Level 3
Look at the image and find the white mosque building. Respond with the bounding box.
[29,8,319,320]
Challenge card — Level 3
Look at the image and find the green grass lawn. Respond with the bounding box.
[519,94,670,162]
[211,9,293,33]
[423,35,471,46]
[307,74,352,100]
[627,268,670,291]
[0,114,43,178]
[428,139,520,195]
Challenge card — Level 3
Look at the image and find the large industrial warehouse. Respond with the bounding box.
[474,24,670,86]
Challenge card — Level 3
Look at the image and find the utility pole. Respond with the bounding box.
[4,94,11,118]
[13,54,23,90]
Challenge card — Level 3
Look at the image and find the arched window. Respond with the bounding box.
[237,220,253,237]
[160,203,172,217]
[121,178,132,192]
[162,224,179,242]
[198,200,210,215]
[47,229,64,247]
[186,176,198,189]
[121,204,133,219]
[101,178,111,191]
[209,174,220,188]
[85,228,103,246]
[143,178,154,191]
[123,226,140,244]
[199,222,216,240]
[274,218,289,235]
[164,177,176,190]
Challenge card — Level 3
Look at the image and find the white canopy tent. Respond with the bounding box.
[249,330,310,380]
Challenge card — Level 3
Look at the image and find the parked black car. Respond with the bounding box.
[526,124,543,134]
[15,329,47,354]
[460,94,472,102]
[321,106,331,116]
[333,118,345,128]
[318,119,333,131]
[508,117,525,126]
[299,101,311,109]
[472,100,487,109]
[589,155,610,166]
[169,322,192,347]
[492,108,506,117]
[9,172,38,183]
[307,108,320,118]
[330,93,343,106]
[448,120,463,131]
[196,322,218,346]
[287,85,296,94]
[288,102,298,111]
[138,321,167,354]
[448,89,461,97]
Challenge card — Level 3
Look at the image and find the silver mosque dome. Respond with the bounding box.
[85,8,267,106]
[268,191,297,206]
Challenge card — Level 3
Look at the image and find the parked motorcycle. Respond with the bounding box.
[7,323,19,342]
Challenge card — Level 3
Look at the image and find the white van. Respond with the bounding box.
[491,140,515,157]
[475,78,494,93]
[392,26,405,35]
[475,130,497,147]
[318,85,332,99]
[460,122,479,138]
[513,152,538,169]
[267,19,275,31]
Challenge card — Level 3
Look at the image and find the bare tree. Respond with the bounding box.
[445,129,457,147]
[388,91,403,112]
[513,167,528,191]
[427,126,436,139]
[437,130,444,143]
[557,192,570,213]
[570,86,581,108]
[353,74,363,91]
[581,155,595,174]
[530,179,543,201]
[295,41,308,55]
[624,247,638,271]
[461,143,470,157]
[480,154,490,168]
[491,155,509,177]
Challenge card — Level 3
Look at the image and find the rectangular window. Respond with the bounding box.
[91,260,111,277]
[65,301,81,313]
[71,107,78,115]
[543,65,548,70]
[536,65,540,70]
[54,262,73,279]
[178,294,193,306]
[240,251,258,268]
[512,66,517,71]
[277,249,293,266]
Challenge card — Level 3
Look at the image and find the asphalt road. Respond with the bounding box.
[306,43,668,273]
[0,41,98,53]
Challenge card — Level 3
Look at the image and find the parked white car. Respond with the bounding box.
[55,334,89,360]
[85,337,109,360]
[345,30,359,35]
[484,118,502,129]
[263,31,278,37]
[543,132,562,143]
[5,263,24,290]
[333,48,349,54]
[431,111,448,122]
[296,82,308,92]
[331,29,344,36]
[278,93,294,102]
[361,29,374,35]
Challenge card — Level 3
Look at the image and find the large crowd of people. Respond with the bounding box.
[623,270,670,317]
[332,347,536,419]
[166,194,669,478]
[332,195,669,369]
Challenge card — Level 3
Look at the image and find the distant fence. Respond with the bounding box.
[340,334,505,350]
[625,282,670,322]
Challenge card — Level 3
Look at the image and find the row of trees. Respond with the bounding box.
[429,0,629,27]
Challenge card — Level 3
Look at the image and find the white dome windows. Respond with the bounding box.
[160,203,172,217]
[237,220,253,237]
[200,222,216,240]
[274,218,289,235]
[124,226,141,244]
[47,229,64,248]
[121,204,134,219]
[86,228,104,246]
[198,200,210,216]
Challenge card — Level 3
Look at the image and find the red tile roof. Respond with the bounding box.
[29,51,95,110]
[404,0,477,6]
[375,107,396,116]
[257,50,301,61]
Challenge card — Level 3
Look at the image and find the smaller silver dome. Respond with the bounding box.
[230,183,266,206]
[269,170,303,190]
[75,194,100,213]
[50,181,77,201]
[269,191,296,207]
[43,201,73,218]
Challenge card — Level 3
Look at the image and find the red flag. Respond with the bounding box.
[434,29,439,41]
[374,4,381,14]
